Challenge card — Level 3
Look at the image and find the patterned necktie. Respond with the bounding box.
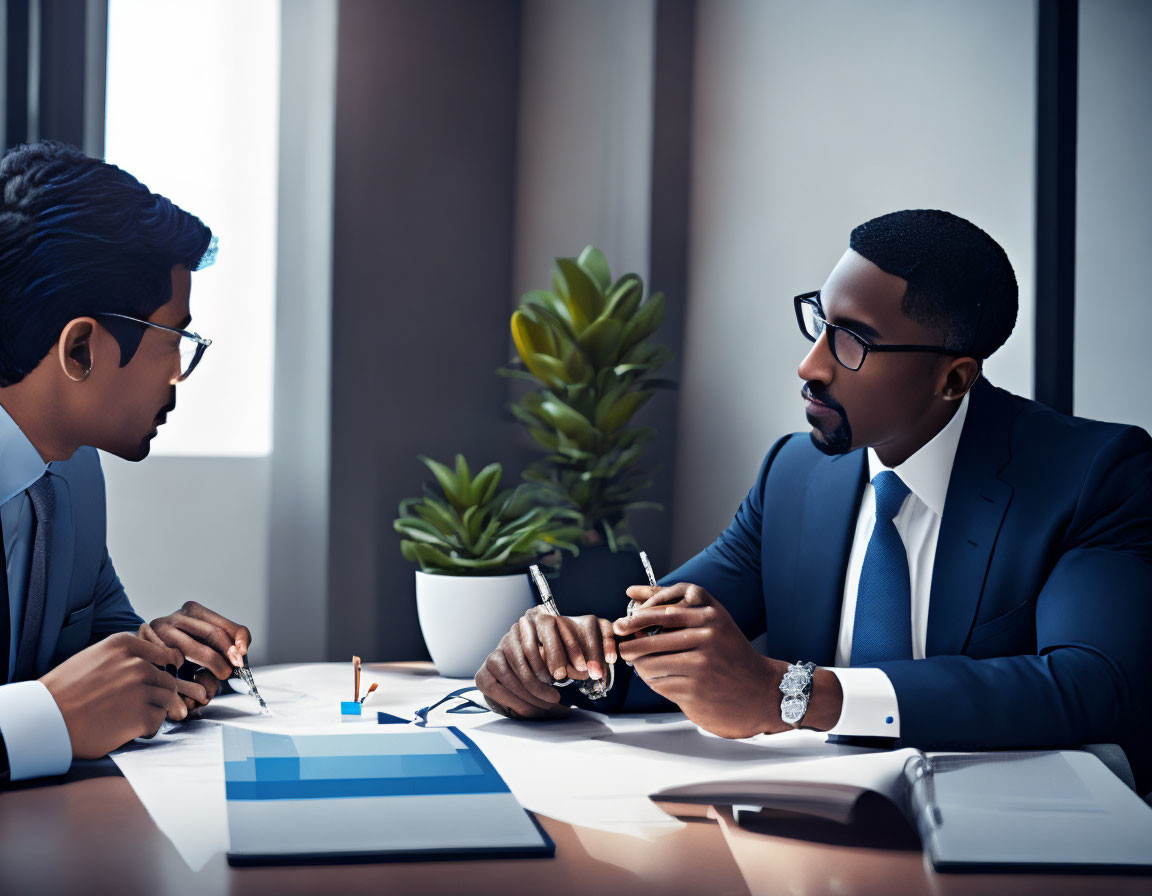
[851,470,913,666]
[13,474,55,682]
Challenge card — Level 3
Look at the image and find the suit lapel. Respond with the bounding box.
[792,449,867,665]
[926,379,1015,656]
[35,473,74,675]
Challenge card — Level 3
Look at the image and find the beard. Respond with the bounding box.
[804,383,853,456]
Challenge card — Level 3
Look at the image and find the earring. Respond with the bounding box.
[67,365,91,383]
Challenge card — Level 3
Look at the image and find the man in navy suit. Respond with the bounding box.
[0,142,254,781]
[476,210,1152,791]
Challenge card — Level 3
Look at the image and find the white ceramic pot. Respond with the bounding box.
[414,570,535,679]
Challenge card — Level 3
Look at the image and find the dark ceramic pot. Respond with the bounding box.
[549,546,647,619]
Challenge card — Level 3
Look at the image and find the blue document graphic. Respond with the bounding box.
[223,727,553,864]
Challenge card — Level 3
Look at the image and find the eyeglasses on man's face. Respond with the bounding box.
[93,312,212,381]
[793,292,966,372]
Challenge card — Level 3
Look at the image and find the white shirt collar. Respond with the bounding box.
[0,400,50,505]
[866,391,970,518]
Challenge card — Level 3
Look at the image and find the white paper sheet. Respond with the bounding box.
[112,663,873,869]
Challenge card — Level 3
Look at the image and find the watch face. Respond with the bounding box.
[781,695,806,725]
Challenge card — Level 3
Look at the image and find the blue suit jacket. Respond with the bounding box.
[615,379,1152,789]
[23,448,143,677]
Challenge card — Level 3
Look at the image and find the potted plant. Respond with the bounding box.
[394,454,582,677]
[502,246,674,616]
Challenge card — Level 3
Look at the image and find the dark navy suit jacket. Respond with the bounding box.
[614,379,1152,789]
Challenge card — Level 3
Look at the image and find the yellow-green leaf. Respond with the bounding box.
[555,257,603,328]
[511,309,556,363]
[524,352,571,391]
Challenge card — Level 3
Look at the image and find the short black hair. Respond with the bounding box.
[849,209,1017,360]
[0,141,213,386]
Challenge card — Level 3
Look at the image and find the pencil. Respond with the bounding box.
[353,655,361,702]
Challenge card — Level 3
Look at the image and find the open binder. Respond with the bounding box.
[651,748,1152,871]
[224,726,554,865]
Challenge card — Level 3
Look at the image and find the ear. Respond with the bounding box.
[934,356,981,401]
[57,318,96,382]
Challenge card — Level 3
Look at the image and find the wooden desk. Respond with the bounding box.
[2,663,1148,896]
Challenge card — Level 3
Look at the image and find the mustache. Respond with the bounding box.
[802,382,845,416]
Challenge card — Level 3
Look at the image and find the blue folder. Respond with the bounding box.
[223,727,553,865]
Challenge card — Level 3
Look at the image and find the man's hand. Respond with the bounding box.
[39,632,194,758]
[475,607,617,720]
[140,601,248,720]
[614,582,843,738]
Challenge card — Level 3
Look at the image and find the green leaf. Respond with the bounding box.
[577,317,624,368]
[412,496,461,537]
[576,246,612,293]
[419,456,464,510]
[471,463,503,506]
[603,274,643,322]
[555,257,603,328]
[560,341,589,383]
[537,398,599,444]
[520,289,572,326]
[621,292,665,351]
[597,390,654,433]
[524,352,571,391]
[602,519,619,552]
[521,295,581,347]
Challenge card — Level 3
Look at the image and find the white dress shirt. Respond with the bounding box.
[824,393,970,737]
[0,402,72,780]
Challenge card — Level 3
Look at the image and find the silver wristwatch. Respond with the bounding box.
[779,661,817,727]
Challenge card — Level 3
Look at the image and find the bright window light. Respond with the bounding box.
[104,0,280,456]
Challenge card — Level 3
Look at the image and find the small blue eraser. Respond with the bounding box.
[885,716,894,724]
[340,701,362,719]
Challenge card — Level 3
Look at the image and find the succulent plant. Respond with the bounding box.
[394,454,584,576]
[503,246,674,551]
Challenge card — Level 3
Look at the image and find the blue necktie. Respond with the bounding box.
[851,470,913,666]
[13,474,54,682]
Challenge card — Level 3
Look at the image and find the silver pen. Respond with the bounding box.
[233,655,270,714]
[627,550,663,636]
[529,565,613,700]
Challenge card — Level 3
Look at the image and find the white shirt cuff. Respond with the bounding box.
[0,681,73,780]
[825,667,900,737]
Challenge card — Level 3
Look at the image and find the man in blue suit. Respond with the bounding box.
[0,142,253,782]
[476,210,1152,791]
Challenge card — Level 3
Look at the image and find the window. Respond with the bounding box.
[104,0,280,456]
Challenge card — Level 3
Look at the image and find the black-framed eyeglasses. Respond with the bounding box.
[94,312,212,381]
[794,292,966,372]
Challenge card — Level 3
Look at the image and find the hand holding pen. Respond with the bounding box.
[138,600,253,720]
[473,568,619,720]
[529,566,614,701]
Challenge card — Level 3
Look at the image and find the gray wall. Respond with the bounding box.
[671,0,1037,563]
[513,0,655,296]
[102,455,272,663]
[329,0,523,661]
[1075,0,1152,433]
